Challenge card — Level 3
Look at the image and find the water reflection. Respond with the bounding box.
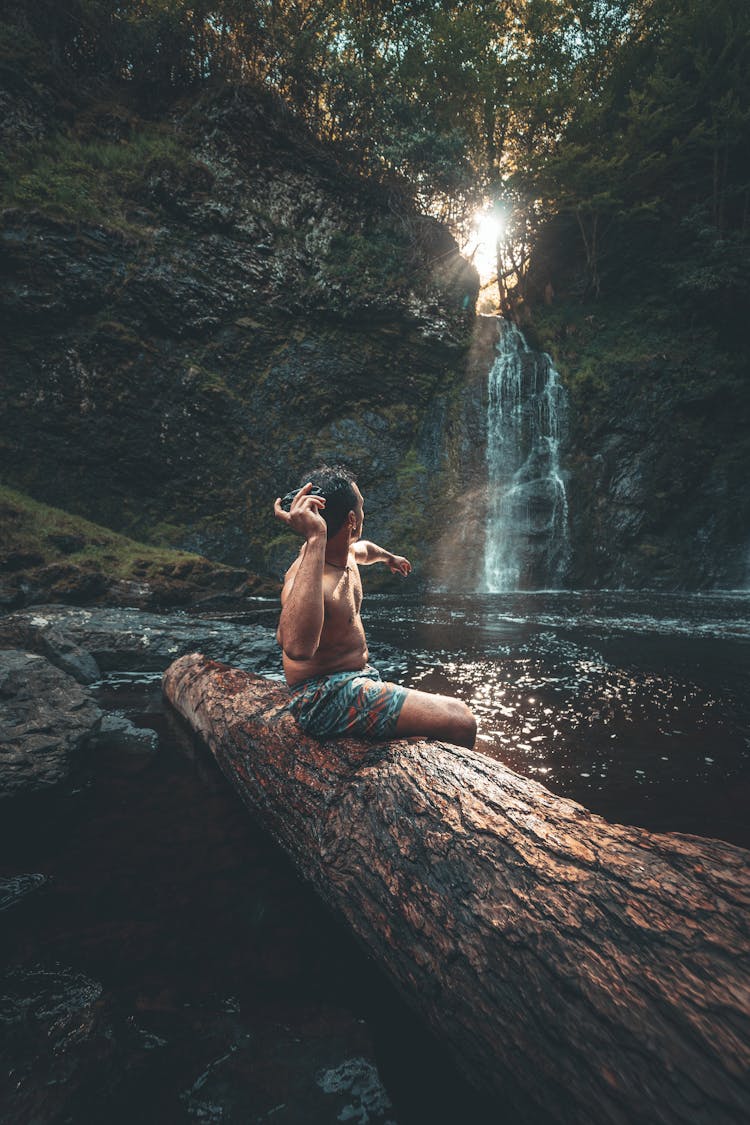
[215,590,749,847]
[360,590,750,848]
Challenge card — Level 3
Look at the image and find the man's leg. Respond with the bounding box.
[394,687,477,749]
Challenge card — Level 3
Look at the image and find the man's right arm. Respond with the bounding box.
[273,483,328,662]
[277,534,326,661]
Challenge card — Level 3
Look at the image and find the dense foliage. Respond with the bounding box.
[3,0,749,317]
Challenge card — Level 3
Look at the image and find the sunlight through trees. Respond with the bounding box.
[5,0,748,316]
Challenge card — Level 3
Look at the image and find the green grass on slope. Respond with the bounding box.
[0,484,223,584]
[0,126,191,228]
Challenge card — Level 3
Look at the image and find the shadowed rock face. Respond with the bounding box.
[0,549,276,614]
[0,650,102,798]
[570,370,750,590]
[1,85,478,587]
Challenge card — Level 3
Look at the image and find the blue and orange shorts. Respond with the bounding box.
[285,664,408,740]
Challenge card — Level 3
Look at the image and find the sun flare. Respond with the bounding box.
[464,206,505,287]
[475,207,504,248]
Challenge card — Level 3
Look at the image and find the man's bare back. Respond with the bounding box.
[273,467,476,748]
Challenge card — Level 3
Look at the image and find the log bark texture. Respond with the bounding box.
[163,653,750,1125]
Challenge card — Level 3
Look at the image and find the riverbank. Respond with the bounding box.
[0,485,278,611]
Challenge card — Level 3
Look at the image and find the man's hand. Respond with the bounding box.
[274,482,327,541]
[387,554,411,577]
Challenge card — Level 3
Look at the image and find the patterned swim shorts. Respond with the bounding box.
[285,664,408,740]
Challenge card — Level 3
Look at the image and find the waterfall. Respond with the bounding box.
[482,317,570,591]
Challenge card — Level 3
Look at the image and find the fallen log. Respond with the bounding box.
[163,653,750,1125]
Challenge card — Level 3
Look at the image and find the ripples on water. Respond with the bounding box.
[360,590,750,848]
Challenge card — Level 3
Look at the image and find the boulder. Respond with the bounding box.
[0,616,101,684]
[91,712,159,753]
[0,650,102,799]
[0,965,115,1124]
[0,874,49,913]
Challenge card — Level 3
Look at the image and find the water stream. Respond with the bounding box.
[482,318,570,592]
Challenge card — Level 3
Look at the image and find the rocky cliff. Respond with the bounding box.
[529,304,750,590]
[1,80,478,585]
[2,61,748,594]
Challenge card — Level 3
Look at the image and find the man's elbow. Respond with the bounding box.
[283,642,319,662]
[279,619,322,662]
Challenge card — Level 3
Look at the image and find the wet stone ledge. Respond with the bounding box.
[0,604,281,675]
[0,650,102,800]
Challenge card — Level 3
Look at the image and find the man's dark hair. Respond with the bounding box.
[300,464,358,536]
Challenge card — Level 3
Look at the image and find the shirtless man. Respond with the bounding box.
[273,464,476,748]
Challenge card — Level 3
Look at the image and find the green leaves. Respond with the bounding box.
[4,0,748,316]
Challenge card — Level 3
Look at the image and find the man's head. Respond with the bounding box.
[301,464,363,539]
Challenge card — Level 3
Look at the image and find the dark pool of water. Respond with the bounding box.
[364,590,750,849]
[2,590,749,1123]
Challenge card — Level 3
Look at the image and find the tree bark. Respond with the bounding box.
[163,653,750,1125]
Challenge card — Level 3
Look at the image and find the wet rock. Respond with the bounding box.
[0,605,281,675]
[92,712,159,753]
[0,650,102,799]
[0,874,49,913]
[179,1014,395,1125]
[0,965,113,1125]
[316,1056,395,1125]
[0,964,103,1029]
[0,616,101,684]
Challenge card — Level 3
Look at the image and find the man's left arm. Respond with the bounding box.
[353,540,412,577]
